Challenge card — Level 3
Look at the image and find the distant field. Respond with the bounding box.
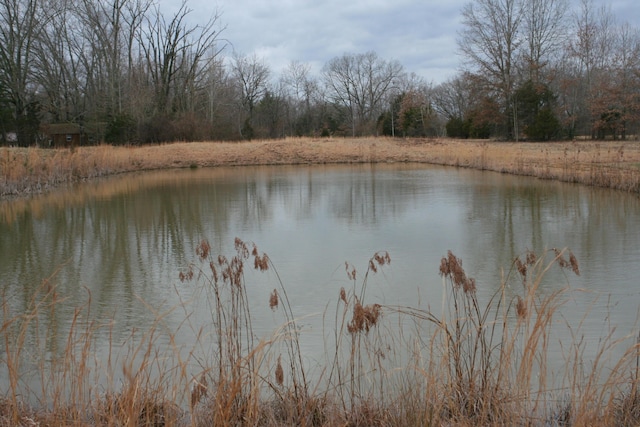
[2,137,640,196]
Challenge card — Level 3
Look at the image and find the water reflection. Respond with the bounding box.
[1,164,640,391]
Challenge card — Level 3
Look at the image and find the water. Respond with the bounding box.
[1,163,639,399]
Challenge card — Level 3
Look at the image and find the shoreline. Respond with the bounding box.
[2,137,640,198]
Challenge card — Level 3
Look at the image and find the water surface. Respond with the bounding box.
[1,164,639,392]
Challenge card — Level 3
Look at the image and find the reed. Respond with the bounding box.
[1,240,639,426]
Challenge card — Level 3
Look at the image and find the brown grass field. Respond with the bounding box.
[2,137,640,197]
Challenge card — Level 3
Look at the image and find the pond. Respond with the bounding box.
[1,163,639,402]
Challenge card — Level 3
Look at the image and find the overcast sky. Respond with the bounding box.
[172,0,640,85]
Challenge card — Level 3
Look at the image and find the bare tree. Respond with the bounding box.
[611,23,640,139]
[76,0,152,116]
[230,52,270,138]
[432,75,473,123]
[139,1,225,115]
[322,51,403,136]
[281,60,319,136]
[459,0,523,139]
[200,56,237,138]
[588,20,640,139]
[254,83,286,139]
[523,0,568,82]
[566,0,617,137]
[0,0,42,145]
[34,0,82,123]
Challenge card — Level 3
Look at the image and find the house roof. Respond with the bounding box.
[42,123,82,135]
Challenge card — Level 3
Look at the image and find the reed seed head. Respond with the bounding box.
[439,257,449,276]
[210,261,218,283]
[275,355,284,386]
[269,289,279,311]
[339,287,347,304]
[345,262,356,281]
[254,253,269,271]
[553,248,579,275]
[348,300,382,334]
[516,258,527,276]
[463,277,476,294]
[179,265,194,282]
[440,251,473,290]
[373,251,391,267]
[526,250,537,266]
[569,251,580,276]
[235,237,249,258]
[516,296,527,319]
[196,239,210,261]
[553,248,569,269]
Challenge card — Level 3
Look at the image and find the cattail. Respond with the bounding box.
[275,356,284,386]
[269,289,279,310]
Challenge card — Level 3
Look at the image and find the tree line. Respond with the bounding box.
[1,0,638,146]
[442,0,640,141]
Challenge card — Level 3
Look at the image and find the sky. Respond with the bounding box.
[171,0,640,85]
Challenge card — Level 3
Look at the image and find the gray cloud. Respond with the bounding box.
[179,0,638,84]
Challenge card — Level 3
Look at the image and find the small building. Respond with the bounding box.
[41,123,84,147]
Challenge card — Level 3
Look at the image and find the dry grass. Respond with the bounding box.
[2,239,640,426]
[2,137,640,197]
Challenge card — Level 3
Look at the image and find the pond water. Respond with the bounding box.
[1,163,639,398]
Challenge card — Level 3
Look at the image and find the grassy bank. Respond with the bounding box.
[1,240,639,426]
[2,137,640,197]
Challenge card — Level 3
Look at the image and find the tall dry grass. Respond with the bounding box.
[2,138,640,197]
[1,239,639,426]
[0,145,131,196]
